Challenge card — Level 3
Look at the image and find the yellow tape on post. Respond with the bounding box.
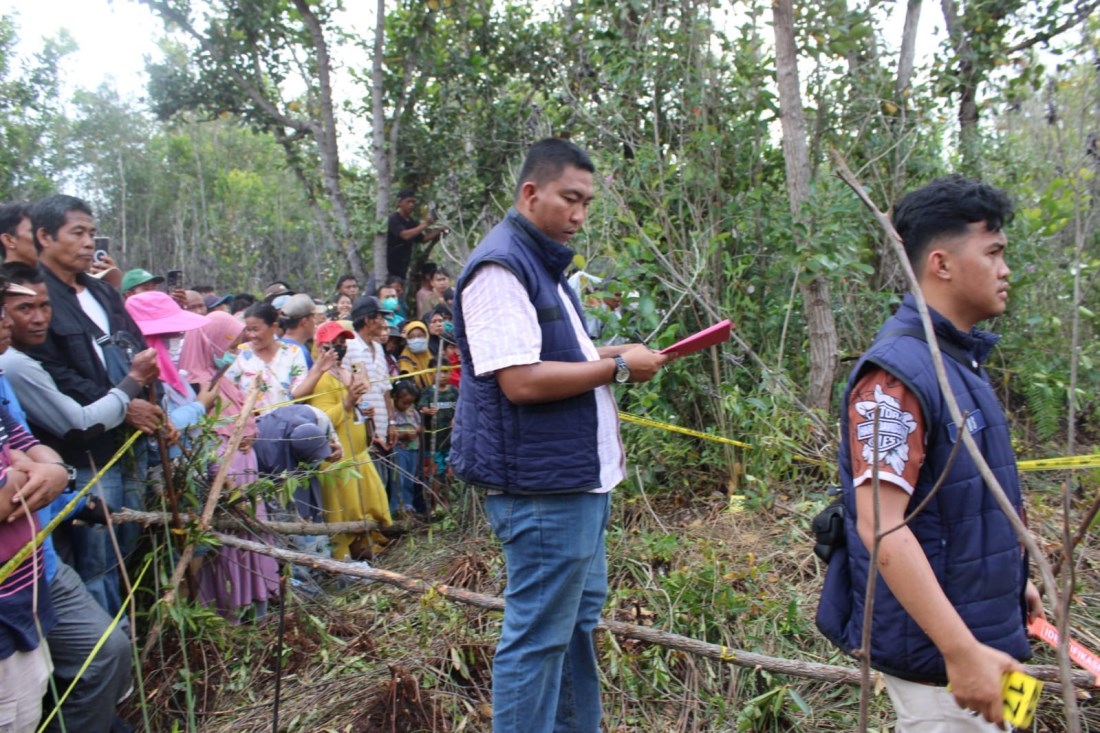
[1017,454,1100,472]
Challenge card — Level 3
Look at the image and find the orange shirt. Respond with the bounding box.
[847,367,926,495]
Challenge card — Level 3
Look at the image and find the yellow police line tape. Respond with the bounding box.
[0,430,144,587]
[619,413,1100,472]
[1017,454,1100,472]
[253,364,459,414]
[617,412,825,466]
[36,554,153,733]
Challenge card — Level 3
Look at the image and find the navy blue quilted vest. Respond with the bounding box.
[816,295,1031,683]
[451,209,601,493]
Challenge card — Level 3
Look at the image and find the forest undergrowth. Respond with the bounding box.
[124,442,1100,732]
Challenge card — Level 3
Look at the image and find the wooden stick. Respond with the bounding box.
[832,150,1081,727]
[149,384,195,598]
[141,382,262,664]
[111,507,409,537]
[209,531,1096,690]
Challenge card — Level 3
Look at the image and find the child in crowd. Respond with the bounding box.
[417,338,459,494]
[390,381,422,516]
[383,326,404,377]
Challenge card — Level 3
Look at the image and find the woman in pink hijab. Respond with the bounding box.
[177,310,280,620]
[124,291,214,441]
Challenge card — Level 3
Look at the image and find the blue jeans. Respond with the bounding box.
[393,446,420,514]
[68,460,145,615]
[485,491,611,733]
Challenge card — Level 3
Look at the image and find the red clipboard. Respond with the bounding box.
[660,319,732,356]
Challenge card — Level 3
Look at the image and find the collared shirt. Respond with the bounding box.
[345,333,390,437]
[462,263,624,493]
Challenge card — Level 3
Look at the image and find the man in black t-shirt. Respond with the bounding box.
[386,188,444,280]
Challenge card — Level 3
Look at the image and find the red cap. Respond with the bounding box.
[315,320,355,344]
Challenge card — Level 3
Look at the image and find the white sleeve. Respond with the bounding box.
[461,264,543,377]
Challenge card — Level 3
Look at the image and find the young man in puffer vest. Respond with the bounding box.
[452,138,669,733]
[817,176,1044,730]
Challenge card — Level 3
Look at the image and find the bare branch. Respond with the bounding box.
[1006,0,1100,55]
[141,0,313,136]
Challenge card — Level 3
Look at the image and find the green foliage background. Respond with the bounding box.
[1,1,1099,728]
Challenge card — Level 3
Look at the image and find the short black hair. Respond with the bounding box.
[243,302,279,326]
[0,262,43,287]
[426,303,452,321]
[29,194,94,253]
[336,274,357,289]
[0,202,31,238]
[515,138,595,200]
[231,292,257,313]
[393,380,420,402]
[892,176,1014,272]
[396,188,416,202]
[383,274,404,289]
[193,285,215,294]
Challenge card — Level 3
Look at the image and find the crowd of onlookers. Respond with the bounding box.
[0,192,464,732]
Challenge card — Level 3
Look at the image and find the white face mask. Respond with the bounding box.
[167,336,183,365]
[407,337,428,354]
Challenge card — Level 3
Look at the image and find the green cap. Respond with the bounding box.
[120,268,163,293]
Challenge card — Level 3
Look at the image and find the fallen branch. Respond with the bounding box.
[111,508,410,538]
[210,531,1095,690]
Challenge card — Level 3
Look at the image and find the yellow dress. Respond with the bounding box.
[308,370,392,559]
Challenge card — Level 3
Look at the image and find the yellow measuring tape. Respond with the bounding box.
[1017,454,1100,472]
[0,430,144,586]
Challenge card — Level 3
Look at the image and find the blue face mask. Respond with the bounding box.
[213,352,236,369]
[381,297,399,312]
[443,320,454,335]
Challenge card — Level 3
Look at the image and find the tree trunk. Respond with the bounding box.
[896,0,922,98]
[371,0,390,283]
[116,149,127,260]
[771,0,838,412]
[292,0,367,282]
[940,0,981,175]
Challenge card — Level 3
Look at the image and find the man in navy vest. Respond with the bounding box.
[452,138,669,733]
[816,176,1044,730]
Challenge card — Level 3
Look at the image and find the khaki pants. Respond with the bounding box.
[884,674,1010,732]
[0,642,52,733]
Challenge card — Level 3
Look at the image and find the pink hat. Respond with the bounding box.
[315,320,355,344]
[125,291,208,336]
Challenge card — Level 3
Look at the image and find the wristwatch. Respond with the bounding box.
[52,462,78,491]
[613,355,631,384]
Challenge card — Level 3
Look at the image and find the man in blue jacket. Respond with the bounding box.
[452,138,669,733]
[816,176,1043,730]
